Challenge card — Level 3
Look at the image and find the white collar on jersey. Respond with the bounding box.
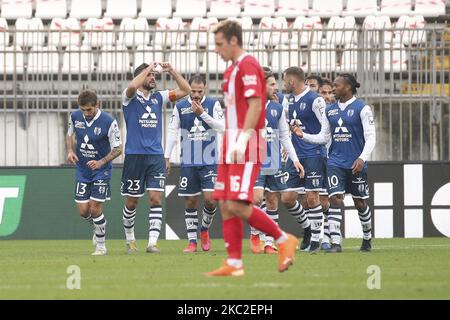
[83,109,101,127]
[187,96,206,105]
[293,87,310,102]
[338,96,356,111]
[233,52,250,66]
[137,89,152,100]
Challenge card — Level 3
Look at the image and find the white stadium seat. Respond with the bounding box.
[139,0,172,19]
[258,17,289,47]
[363,15,394,45]
[242,0,275,19]
[189,17,218,48]
[133,44,164,68]
[15,18,45,47]
[271,44,303,73]
[378,44,408,72]
[0,18,9,47]
[339,45,358,72]
[153,17,185,48]
[119,17,150,47]
[97,45,131,73]
[82,18,115,47]
[326,16,357,46]
[304,44,337,73]
[343,0,378,17]
[35,0,67,19]
[207,0,241,18]
[70,0,102,19]
[0,46,24,74]
[173,0,207,19]
[167,45,201,74]
[274,0,309,18]
[104,0,137,19]
[380,0,413,18]
[27,46,60,74]
[414,0,446,17]
[1,0,32,19]
[394,15,427,46]
[310,0,343,18]
[49,18,81,47]
[200,50,228,74]
[62,45,95,73]
[291,16,323,47]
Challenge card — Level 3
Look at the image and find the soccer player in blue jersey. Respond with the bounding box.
[251,70,304,254]
[121,62,191,254]
[282,67,328,253]
[293,74,376,253]
[165,74,225,253]
[67,90,123,256]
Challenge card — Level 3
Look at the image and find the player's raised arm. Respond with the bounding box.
[159,62,191,102]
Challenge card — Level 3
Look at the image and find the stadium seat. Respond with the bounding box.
[0,0,32,19]
[139,0,172,19]
[104,0,137,19]
[153,17,185,48]
[189,17,218,48]
[413,0,446,17]
[342,0,378,17]
[168,45,202,73]
[326,16,357,46]
[310,0,343,18]
[133,44,164,68]
[378,44,408,72]
[70,0,102,19]
[0,18,9,47]
[118,17,150,47]
[97,45,131,73]
[62,45,95,73]
[291,16,323,47]
[274,0,309,18]
[271,44,303,73]
[207,0,241,18]
[258,17,289,47]
[0,46,24,74]
[15,18,45,47]
[49,18,81,47]
[380,0,413,18]
[35,0,68,19]
[394,15,427,46]
[201,50,228,74]
[27,46,60,74]
[242,0,275,19]
[363,15,394,45]
[82,18,115,48]
[173,0,207,19]
[339,45,358,72]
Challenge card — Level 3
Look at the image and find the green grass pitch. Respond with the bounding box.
[1,238,449,299]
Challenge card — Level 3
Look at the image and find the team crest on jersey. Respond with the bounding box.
[151,98,158,105]
[94,127,102,135]
[299,102,307,111]
[270,109,278,118]
[347,109,355,117]
[75,120,85,129]
[137,96,145,104]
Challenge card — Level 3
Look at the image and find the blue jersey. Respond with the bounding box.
[262,100,284,172]
[122,89,169,155]
[288,88,326,158]
[326,99,367,169]
[176,97,220,167]
[69,110,121,183]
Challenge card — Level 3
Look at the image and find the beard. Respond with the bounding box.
[143,82,156,91]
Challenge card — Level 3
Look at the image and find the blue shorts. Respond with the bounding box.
[121,154,166,197]
[75,179,111,203]
[178,165,217,196]
[327,165,370,199]
[255,170,289,192]
[285,157,326,194]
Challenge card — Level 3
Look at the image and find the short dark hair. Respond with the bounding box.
[189,74,206,86]
[78,90,97,107]
[320,78,333,88]
[213,20,243,47]
[306,74,323,87]
[338,73,360,94]
[262,66,274,80]
[134,62,149,78]
[283,66,305,81]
